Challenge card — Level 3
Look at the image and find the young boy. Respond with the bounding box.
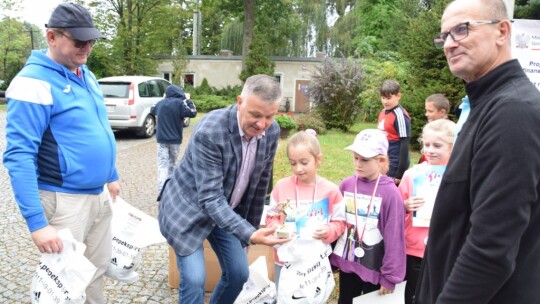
[419,93,451,163]
[424,93,450,122]
[377,79,411,185]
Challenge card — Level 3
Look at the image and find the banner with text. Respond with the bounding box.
[512,19,540,91]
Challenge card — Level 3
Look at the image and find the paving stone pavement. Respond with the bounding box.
[0,110,340,304]
[0,110,196,303]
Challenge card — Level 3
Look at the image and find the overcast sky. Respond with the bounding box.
[1,0,64,34]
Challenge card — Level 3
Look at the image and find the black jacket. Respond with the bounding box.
[152,85,197,144]
[416,59,540,303]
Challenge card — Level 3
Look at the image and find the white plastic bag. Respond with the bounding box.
[105,196,166,283]
[30,228,97,304]
[234,256,276,304]
[277,238,334,304]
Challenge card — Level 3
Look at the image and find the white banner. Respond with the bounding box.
[511,19,540,91]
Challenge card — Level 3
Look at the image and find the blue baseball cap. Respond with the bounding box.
[45,3,102,41]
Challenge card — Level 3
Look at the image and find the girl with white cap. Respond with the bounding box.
[330,129,406,304]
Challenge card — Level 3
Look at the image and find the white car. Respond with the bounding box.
[98,76,171,138]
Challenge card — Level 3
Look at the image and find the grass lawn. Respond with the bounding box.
[272,123,421,186]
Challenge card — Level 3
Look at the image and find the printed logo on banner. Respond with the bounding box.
[512,19,540,91]
[514,33,530,49]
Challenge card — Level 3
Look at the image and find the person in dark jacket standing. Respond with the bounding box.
[416,0,540,303]
[151,85,197,192]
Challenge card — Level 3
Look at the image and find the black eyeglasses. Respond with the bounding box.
[433,20,500,49]
[54,31,96,48]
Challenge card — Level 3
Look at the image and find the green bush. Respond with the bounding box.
[214,85,242,99]
[239,32,275,82]
[186,78,213,96]
[194,94,235,112]
[186,83,241,102]
[295,112,327,135]
[197,78,213,95]
[308,58,364,132]
[274,113,298,130]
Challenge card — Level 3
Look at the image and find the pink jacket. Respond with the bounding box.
[398,163,445,258]
[265,175,346,264]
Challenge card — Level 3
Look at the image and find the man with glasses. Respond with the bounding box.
[3,3,119,303]
[416,0,540,303]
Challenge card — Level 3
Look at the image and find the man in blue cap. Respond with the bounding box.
[3,3,119,303]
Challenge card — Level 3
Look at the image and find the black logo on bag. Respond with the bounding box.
[292,293,307,300]
[111,257,117,266]
[33,291,41,300]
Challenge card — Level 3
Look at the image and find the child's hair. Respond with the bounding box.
[375,155,390,175]
[425,93,450,113]
[419,119,456,147]
[287,130,321,159]
[379,79,401,97]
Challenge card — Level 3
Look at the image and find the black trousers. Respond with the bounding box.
[405,255,423,304]
[338,270,379,304]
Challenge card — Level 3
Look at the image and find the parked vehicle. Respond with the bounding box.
[98,76,171,138]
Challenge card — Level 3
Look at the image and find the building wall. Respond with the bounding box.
[156,56,323,112]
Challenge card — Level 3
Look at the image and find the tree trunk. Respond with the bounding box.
[241,0,255,71]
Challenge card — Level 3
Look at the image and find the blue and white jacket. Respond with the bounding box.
[3,50,119,232]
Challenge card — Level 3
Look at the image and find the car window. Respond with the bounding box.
[147,81,162,98]
[138,82,149,97]
[99,82,130,98]
[157,80,170,96]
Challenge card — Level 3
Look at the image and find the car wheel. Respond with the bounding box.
[183,117,190,127]
[136,115,155,138]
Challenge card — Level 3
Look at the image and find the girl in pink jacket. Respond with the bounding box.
[398,119,455,304]
[265,130,346,287]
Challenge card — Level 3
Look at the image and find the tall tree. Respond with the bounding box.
[239,30,275,82]
[200,0,229,55]
[220,20,243,55]
[515,0,540,18]
[89,0,187,75]
[241,0,255,70]
[0,17,30,84]
[296,0,331,55]
[397,0,466,147]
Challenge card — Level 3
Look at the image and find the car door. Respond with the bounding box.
[157,80,170,97]
[134,80,163,125]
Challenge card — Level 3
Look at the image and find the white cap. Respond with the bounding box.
[345,129,388,157]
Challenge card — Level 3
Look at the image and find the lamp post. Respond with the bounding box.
[192,0,201,56]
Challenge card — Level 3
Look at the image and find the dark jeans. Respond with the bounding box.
[405,255,423,304]
[338,271,379,304]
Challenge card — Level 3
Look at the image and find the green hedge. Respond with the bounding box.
[193,94,236,113]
